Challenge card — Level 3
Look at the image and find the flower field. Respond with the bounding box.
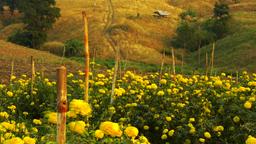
[0,68,256,144]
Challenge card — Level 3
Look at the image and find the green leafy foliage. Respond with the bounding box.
[64,39,84,57]
[7,0,60,48]
[8,30,47,48]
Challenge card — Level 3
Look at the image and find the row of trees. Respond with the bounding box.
[171,1,231,52]
[1,0,60,48]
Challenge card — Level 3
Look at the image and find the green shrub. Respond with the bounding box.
[41,41,65,56]
[8,30,46,48]
[64,39,83,57]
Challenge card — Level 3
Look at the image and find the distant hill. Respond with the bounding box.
[0,0,255,72]
[189,27,256,72]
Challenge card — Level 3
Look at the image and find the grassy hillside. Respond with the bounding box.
[187,0,256,72]
[188,28,256,72]
[0,0,255,72]
[47,0,183,64]
[0,40,82,83]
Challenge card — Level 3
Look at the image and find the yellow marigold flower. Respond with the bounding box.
[163,129,168,134]
[0,112,9,119]
[214,80,223,87]
[213,126,224,132]
[168,129,175,136]
[161,134,168,140]
[95,130,104,139]
[160,79,167,85]
[99,121,122,137]
[69,99,92,116]
[95,81,105,86]
[244,101,252,109]
[23,136,36,144]
[31,127,38,133]
[10,76,16,80]
[199,138,205,143]
[97,74,105,78]
[204,132,211,139]
[165,116,172,122]
[157,91,165,96]
[4,133,14,139]
[68,121,86,135]
[23,112,28,116]
[45,112,57,124]
[125,126,139,138]
[248,81,256,87]
[139,136,150,143]
[143,125,149,130]
[249,97,255,102]
[98,89,106,94]
[189,127,196,134]
[246,135,256,144]
[67,73,74,78]
[7,105,16,112]
[189,118,195,123]
[151,84,158,90]
[233,116,240,123]
[3,137,24,144]
[1,122,15,131]
[33,119,42,125]
[7,91,13,97]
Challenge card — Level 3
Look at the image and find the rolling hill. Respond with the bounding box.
[0,40,82,83]
[0,0,256,72]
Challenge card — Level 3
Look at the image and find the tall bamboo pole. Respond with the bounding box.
[57,66,67,144]
[159,49,165,80]
[110,51,119,104]
[82,11,90,102]
[210,42,215,75]
[31,56,35,95]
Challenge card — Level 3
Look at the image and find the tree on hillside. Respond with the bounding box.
[213,1,230,18]
[171,10,213,52]
[205,1,231,39]
[8,0,60,48]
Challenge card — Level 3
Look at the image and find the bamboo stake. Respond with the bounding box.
[205,52,208,76]
[210,42,215,75]
[110,50,119,104]
[31,56,35,95]
[57,66,67,144]
[9,59,14,84]
[159,50,165,80]
[171,47,176,75]
[82,11,90,102]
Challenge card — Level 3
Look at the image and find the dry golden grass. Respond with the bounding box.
[0,23,24,40]
[0,0,255,66]
[47,0,183,64]
[0,40,81,83]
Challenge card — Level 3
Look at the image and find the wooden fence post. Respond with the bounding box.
[82,11,90,102]
[57,66,67,144]
[171,48,176,75]
[210,42,215,75]
[9,59,14,84]
[205,52,209,76]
